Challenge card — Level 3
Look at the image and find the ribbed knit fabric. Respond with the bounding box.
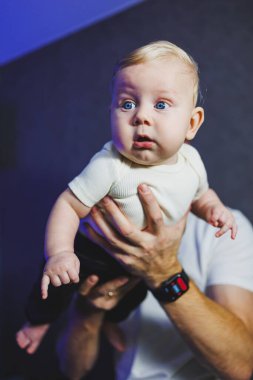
[69,141,208,229]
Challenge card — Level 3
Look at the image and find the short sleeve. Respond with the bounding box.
[68,142,120,207]
[180,144,209,200]
[206,210,253,291]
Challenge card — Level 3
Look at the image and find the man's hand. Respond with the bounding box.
[41,252,80,299]
[77,274,139,311]
[74,275,138,353]
[57,274,135,379]
[83,184,187,289]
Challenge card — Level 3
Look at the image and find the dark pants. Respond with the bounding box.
[25,232,147,324]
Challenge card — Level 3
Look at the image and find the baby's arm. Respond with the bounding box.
[42,189,91,299]
[191,189,237,239]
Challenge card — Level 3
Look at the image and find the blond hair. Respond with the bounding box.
[113,40,199,106]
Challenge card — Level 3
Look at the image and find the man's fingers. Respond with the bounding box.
[84,223,135,260]
[117,276,141,295]
[78,275,99,296]
[41,274,50,299]
[174,210,189,233]
[98,276,129,295]
[88,208,140,253]
[84,222,118,252]
[97,198,140,243]
[79,274,130,299]
[137,184,164,233]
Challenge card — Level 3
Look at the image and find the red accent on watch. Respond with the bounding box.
[150,269,189,303]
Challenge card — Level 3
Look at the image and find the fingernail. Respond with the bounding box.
[102,196,111,205]
[119,277,129,285]
[89,275,98,284]
[138,184,149,193]
[91,206,98,213]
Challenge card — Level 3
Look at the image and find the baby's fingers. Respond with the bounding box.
[215,223,230,238]
[78,275,99,297]
[58,272,73,285]
[67,267,80,283]
[209,209,224,227]
[215,218,237,239]
[41,274,50,299]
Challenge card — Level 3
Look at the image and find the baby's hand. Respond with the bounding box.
[41,252,80,299]
[207,205,237,239]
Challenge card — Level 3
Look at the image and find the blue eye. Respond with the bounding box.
[155,101,168,110]
[122,101,136,110]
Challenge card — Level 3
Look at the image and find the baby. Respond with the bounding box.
[17,40,237,353]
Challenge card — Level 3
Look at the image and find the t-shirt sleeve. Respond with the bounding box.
[181,144,209,200]
[68,142,119,207]
[206,210,253,291]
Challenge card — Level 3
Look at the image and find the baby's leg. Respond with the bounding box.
[16,322,50,354]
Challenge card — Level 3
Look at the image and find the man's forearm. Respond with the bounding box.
[83,187,253,378]
[162,281,253,380]
[57,306,105,380]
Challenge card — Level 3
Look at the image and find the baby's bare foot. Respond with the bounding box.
[16,322,50,354]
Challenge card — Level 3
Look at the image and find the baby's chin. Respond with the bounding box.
[119,150,162,166]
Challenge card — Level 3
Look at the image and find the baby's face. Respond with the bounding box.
[110,58,200,165]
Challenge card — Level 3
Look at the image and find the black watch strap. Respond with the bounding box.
[150,269,189,303]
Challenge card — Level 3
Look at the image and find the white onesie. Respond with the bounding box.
[68,141,208,229]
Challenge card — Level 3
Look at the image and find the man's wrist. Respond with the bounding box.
[148,261,182,290]
[74,293,105,317]
[149,269,190,303]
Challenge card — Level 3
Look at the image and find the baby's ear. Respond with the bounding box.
[186,107,204,140]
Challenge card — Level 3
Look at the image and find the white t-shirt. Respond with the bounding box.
[115,211,253,380]
[69,142,208,229]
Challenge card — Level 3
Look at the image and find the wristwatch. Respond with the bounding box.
[151,269,189,303]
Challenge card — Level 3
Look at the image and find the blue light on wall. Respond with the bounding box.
[0,0,143,66]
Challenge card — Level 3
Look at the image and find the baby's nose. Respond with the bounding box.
[132,107,152,126]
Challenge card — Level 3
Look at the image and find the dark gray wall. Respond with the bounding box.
[1,0,253,379]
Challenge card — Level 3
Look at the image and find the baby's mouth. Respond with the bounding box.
[135,134,153,142]
[137,135,150,141]
[133,135,154,149]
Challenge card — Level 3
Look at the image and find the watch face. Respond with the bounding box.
[172,277,188,293]
[154,271,189,303]
[167,276,188,300]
